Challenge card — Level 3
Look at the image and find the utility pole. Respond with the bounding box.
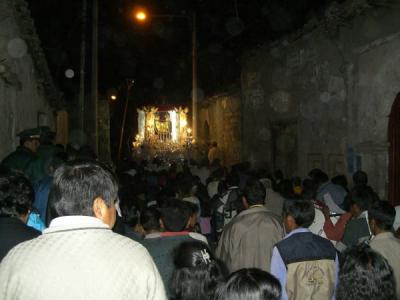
[118,80,134,161]
[79,0,87,132]
[91,0,98,154]
[192,12,198,140]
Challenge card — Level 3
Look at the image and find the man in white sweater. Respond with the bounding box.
[0,161,166,300]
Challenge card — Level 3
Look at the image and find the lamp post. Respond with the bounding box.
[117,79,134,161]
[134,10,198,140]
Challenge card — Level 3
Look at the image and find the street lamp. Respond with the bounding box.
[133,9,198,141]
[135,11,147,22]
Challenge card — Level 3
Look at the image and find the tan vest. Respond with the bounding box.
[286,259,335,300]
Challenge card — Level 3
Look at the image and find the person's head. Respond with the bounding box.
[22,138,40,153]
[353,170,368,186]
[243,178,266,208]
[277,179,295,199]
[348,186,375,217]
[282,199,315,232]
[308,169,329,186]
[331,174,348,190]
[301,178,316,201]
[0,168,34,223]
[226,172,240,187]
[212,142,217,147]
[140,206,161,234]
[39,126,56,145]
[368,200,396,235]
[49,160,118,228]
[337,245,395,300]
[120,199,139,228]
[214,268,281,300]
[171,241,224,300]
[18,128,41,153]
[159,198,192,232]
[178,178,194,197]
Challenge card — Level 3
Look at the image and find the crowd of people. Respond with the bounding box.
[0,127,400,300]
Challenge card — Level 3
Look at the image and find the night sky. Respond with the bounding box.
[27,0,337,107]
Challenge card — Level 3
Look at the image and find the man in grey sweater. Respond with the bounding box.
[0,161,166,300]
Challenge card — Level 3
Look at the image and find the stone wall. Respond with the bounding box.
[241,1,400,197]
[198,91,242,166]
[0,0,58,159]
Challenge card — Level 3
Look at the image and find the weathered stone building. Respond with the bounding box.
[201,1,400,202]
[0,0,61,159]
[198,90,242,166]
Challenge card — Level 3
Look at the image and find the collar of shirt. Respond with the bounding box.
[358,210,368,219]
[44,216,109,234]
[249,204,264,209]
[371,231,395,241]
[145,232,162,239]
[285,227,310,239]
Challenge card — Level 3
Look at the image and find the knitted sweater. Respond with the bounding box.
[0,216,166,300]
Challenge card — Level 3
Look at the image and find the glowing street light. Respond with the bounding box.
[135,11,147,22]
[110,95,117,101]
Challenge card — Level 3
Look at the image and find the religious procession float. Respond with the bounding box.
[132,105,195,161]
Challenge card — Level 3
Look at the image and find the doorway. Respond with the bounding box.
[271,121,298,178]
[388,92,400,206]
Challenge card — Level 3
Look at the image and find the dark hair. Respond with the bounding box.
[178,178,194,196]
[277,179,295,199]
[171,241,224,300]
[353,170,368,186]
[349,186,374,212]
[214,268,281,300]
[283,199,315,228]
[49,160,118,217]
[20,137,39,146]
[337,245,395,300]
[0,169,34,217]
[226,172,240,187]
[308,169,329,185]
[120,200,139,227]
[243,179,266,206]
[368,201,396,231]
[159,198,192,232]
[301,178,316,201]
[331,175,348,190]
[140,206,161,232]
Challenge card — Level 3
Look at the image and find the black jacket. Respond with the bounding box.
[0,217,40,261]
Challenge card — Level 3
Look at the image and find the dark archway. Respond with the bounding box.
[388,92,400,206]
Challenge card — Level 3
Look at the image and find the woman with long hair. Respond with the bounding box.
[170,241,224,300]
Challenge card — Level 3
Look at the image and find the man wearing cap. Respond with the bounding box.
[1,128,44,185]
[36,126,60,162]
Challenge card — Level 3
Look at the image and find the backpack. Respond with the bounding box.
[214,187,243,233]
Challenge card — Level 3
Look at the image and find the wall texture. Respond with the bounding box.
[198,91,242,166]
[0,0,59,159]
[241,1,400,198]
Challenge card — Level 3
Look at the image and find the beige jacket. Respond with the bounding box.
[216,206,284,272]
[369,232,400,299]
[0,216,166,300]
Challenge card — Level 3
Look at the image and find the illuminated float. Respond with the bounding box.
[133,105,194,159]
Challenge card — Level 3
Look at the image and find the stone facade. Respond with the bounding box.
[0,0,60,159]
[241,1,400,198]
[198,91,242,166]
